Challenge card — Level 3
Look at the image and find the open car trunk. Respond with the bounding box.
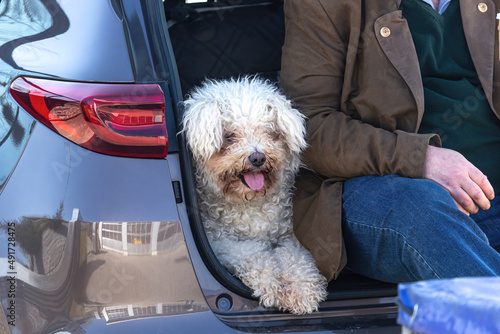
[165,0,397,307]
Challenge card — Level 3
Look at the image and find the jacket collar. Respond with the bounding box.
[375,9,425,129]
[460,0,495,111]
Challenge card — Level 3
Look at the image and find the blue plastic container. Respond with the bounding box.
[398,277,500,334]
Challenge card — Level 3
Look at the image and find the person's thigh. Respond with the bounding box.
[341,174,500,283]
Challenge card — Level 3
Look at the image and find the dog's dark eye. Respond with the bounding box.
[224,133,236,141]
[269,131,283,140]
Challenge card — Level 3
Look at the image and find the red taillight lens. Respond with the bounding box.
[9,76,168,158]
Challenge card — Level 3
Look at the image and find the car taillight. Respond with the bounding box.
[9,76,168,158]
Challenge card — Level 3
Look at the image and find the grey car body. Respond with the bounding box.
[0,0,401,333]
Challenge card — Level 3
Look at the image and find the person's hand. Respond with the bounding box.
[423,146,495,215]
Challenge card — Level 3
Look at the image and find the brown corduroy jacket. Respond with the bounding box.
[281,0,500,281]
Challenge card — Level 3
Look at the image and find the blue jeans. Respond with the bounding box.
[342,175,500,283]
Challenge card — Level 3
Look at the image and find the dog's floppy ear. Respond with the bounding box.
[181,86,223,163]
[268,93,307,157]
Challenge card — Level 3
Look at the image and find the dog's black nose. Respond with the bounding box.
[249,152,266,167]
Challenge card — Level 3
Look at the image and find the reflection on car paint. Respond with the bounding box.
[0,209,208,332]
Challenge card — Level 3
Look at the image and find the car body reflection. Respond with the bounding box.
[0,209,208,333]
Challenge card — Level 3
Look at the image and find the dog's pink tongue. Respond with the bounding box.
[243,172,265,190]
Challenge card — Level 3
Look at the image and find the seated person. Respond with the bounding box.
[280,0,500,283]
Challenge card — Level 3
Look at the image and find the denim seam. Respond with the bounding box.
[401,237,442,280]
[345,218,442,280]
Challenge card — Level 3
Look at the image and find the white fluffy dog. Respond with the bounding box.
[181,77,327,314]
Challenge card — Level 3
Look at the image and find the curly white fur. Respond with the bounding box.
[182,77,327,314]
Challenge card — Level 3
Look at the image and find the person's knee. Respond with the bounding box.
[343,175,457,221]
[381,176,450,205]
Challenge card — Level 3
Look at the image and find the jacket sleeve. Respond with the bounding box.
[280,0,440,179]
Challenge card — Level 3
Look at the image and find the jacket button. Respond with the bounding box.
[478,2,488,12]
[380,27,391,37]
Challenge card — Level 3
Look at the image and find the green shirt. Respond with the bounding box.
[402,0,500,193]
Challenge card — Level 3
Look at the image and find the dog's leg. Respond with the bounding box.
[273,236,328,315]
[209,239,287,309]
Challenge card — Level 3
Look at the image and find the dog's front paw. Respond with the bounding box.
[257,286,285,310]
[281,281,328,315]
